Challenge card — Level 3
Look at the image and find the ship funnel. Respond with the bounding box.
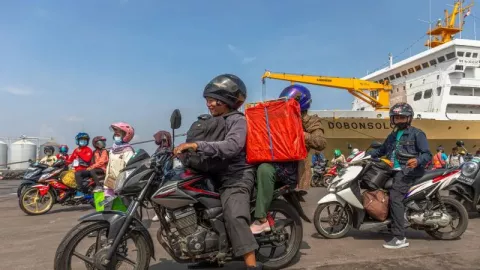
[389,53,393,68]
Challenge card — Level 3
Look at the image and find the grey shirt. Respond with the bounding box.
[196,112,253,177]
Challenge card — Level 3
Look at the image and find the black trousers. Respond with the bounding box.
[75,169,104,191]
[389,170,417,238]
[219,169,259,257]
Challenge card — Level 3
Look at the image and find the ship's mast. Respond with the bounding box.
[425,0,474,48]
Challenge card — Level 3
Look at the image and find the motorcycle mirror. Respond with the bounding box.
[370,141,382,149]
[170,109,182,130]
[347,143,352,149]
[456,140,465,147]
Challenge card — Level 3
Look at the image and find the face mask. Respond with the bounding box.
[114,136,123,144]
[79,140,88,147]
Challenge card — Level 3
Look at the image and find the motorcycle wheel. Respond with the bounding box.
[310,175,322,187]
[54,221,151,270]
[314,202,352,239]
[19,187,55,215]
[256,199,303,270]
[17,183,32,198]
[426,196,469,240]
[323,176,334,187]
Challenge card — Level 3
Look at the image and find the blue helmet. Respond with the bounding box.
[279,84,312,111]
[75,132,90,146]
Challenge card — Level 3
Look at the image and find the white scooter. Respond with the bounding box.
[313,149,469,240]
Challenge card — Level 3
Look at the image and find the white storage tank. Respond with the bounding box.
[39,141,59,159]
[0,140,7,169]
[9,139,37,170]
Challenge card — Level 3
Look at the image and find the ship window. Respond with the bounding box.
[413,92,423,101]
[403,86,406,90]
[401,70,408,76]
[457,51,465,57]
[424,89,433,99]
[455,65,464,70]
[395,73,401,78]
[437,87,442,96]
[437,75,440,79]
[410,83,412,88]
[466,52,472,57]
[383,77,389,82]
[379,79,384,84]
[446,52,456,60]
[473,53,478,58]
[430,59,437,65]
[438,56,446,63]
[389,75,396,80]
[408,68,415,74]
[415,65,422,71]
[422,62,429,68]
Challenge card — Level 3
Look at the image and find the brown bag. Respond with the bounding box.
[363,190,389,221]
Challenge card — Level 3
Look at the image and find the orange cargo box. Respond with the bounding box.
[245,98,307,164]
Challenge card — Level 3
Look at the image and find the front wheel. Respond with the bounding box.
[426,196,469,240]
[314,202,352,239]
[323,175,334,187]
[310,175,323,187]
[19,187,55,215]
[17,183,32,198]
[54,221,151,270]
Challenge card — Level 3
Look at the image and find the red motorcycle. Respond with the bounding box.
[18,172,102,215]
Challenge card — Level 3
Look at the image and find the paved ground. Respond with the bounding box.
[1,179,480,270]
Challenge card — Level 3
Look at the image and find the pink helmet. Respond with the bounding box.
[110,122,135,143]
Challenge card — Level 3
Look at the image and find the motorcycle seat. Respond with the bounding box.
[413,169,448,185]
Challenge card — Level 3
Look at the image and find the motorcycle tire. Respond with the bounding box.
[257,199,303,270]
[54,221,151,270]
[19,187,55,216]
[426,196,469,240]
[314,202,352,239]
[310,175,322,187]
[17,183,32,198]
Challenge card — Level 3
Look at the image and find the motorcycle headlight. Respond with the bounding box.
[114,169,135,192]
[461,161,479,178]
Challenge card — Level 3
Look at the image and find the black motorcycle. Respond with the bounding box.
[54,109,310,270]
[310,160,328,187]
[446,141,480,213]
[16,159,67,197]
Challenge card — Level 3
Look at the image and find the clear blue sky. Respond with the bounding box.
[0,0,477,151]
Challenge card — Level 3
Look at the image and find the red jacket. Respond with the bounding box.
[56,153,69,160]
[88,149,109,171]
[66,146,93,171]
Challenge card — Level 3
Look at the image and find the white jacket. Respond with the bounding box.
[104,149,134,189]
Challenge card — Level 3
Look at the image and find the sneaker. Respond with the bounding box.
[93,186,103,192]
[250,220,271,234]
[383,237,409,249]
[152,215,159,221]
[74,191,85,199]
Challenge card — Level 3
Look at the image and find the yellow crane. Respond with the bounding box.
[425,0,474,48]
[261,70,393,111]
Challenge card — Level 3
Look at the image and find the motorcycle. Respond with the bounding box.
[446,141,480,213]
[311,160,328,187]
[18,169,104,215]
[54,109,309,270]
[313,150,469,240]
[16,159,68,197]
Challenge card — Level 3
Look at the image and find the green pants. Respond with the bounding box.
[254,163,276,219]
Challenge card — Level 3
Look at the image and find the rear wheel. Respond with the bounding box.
[310,175,323,187]
[426,196,469,240]
[323,175,334,187]
[19,187,55,215]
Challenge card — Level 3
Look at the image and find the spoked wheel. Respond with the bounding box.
[255,200,303,270]
[426,196,469,240]
[19,187,54,215]
[314,202,352,239]
[54,221,151,270]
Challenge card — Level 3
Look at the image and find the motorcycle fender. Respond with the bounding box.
[79,211,155,260]
[317,193,346,206]
[32,184,50,196]
[443,184,473,203]
[283,191,311,223]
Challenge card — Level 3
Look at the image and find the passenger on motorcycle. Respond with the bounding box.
[57,144,69,160]
[75,136,109,192]
[312,151,325,166]
[67,133,93,198]
[104,122,135,196]
[368,102,432,249]
[331,149,346,164]
[173,74,261,269]
[39,146,57,166]
[250,84,327,235]
[348,148,360,160]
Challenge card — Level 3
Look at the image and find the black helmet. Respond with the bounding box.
[389,102,414,129]
[44,145,55,155]
[203,74,247,110]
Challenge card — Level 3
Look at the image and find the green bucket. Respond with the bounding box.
[94,191,127,212]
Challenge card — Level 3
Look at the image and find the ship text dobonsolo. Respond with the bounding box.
[327,122,389,130]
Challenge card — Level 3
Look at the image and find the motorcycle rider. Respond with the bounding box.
[312,151,325,166]
[331,149,346,164]
[39,146,57,166]
[173,74,261,269]
[75,136,109,192]
[368,102,432,249]
[67,133,93,199]
[251,84,327,234]
[348,148,360,160]
[57,145,69,160]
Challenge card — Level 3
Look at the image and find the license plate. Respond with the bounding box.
[456,175,475,186]
[99,196,116,207]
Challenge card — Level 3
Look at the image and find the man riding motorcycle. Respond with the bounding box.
[39,146,57,166]
[74,136,109,192]
[173,74,261,269]
[57,144,69,160]
[66,132,93,198]
[368,102,432,249]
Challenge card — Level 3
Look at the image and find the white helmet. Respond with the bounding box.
[351,148,359,155]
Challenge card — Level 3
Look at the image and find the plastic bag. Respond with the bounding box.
[60,170,77,188]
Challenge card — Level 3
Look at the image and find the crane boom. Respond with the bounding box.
[261,70,393,111]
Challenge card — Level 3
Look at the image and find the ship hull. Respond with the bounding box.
[318,117,480,157]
